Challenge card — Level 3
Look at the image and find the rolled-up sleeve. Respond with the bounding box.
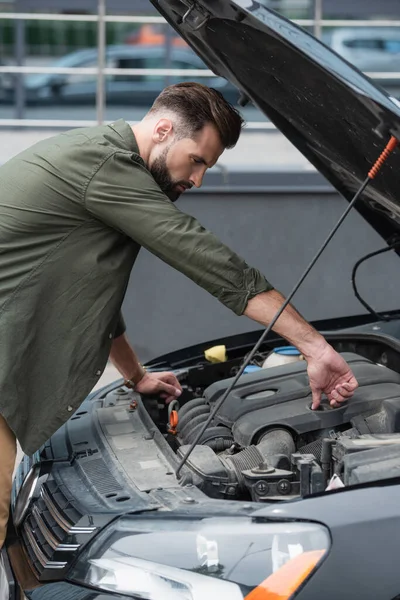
[114,311,126,338]
[84,151,273,315]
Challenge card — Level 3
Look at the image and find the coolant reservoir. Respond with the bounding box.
[262,346,303,368]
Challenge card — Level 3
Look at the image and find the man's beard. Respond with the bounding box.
[150,147,191,202]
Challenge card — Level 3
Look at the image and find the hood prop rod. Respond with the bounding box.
[176,135,398,479]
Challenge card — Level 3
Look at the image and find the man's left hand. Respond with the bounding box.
[135,371,183,403]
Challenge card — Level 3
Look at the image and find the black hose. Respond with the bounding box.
[178,405,210,439]
[351,240,400,321]
[186,423,232,446]
[177,397,207,420]
[206,437,234,453]
[183,414,214,443]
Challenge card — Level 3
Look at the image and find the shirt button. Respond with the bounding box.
[96,370,102,376]
[109,333,113,339]
[67,405,73,412]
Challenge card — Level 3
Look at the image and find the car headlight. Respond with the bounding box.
[68,516,329,599]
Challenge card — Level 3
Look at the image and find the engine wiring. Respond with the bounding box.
[351,239,400,322]
[175,135,399,479]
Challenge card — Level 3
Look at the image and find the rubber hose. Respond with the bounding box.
[178,405,210,439]
[182,414,211,444]
[177,397,207,420]
[206,437,234,453]
[224,445,264,489]
[197,426,233,447]
[257,429,295,458]
[186,424,233,446]
[221,430,295,491]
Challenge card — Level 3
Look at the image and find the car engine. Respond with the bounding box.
[172,352,400,501]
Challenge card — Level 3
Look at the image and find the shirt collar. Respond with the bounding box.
[108,119,140,155]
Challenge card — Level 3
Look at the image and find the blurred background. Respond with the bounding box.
[1,0,400,126]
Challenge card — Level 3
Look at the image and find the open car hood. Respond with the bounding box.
[151,0,400,248]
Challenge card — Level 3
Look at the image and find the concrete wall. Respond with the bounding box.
[121,174,400,362]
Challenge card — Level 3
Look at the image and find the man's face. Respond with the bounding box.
[150,122,224,202]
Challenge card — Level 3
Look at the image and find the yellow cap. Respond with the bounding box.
[204,345,227,363]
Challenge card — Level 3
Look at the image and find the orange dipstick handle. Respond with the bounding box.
[168,410,179,435]
[368,135,398,179]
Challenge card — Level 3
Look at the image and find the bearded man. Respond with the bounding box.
[0,82,357,546]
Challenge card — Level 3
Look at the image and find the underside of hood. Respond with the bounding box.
[151,0,400,248]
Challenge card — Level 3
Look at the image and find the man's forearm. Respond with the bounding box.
[109,333,145,383]
[244,290,328,359]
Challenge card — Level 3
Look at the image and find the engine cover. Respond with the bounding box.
[203,353,400,446]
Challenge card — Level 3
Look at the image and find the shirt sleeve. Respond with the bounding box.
[114,311,126,338]
[84,151,273,316]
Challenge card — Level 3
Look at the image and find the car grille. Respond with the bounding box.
[20,479,96,581]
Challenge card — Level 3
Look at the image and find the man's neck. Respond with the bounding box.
[131,123,151,165]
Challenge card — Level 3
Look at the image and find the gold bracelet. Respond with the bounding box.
[124,363,146,389]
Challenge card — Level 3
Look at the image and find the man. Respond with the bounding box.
[0,82,357,546]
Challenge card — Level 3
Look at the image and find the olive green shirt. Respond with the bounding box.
[0,119,272,455]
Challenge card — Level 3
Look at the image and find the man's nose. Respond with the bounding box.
[190,171,205,188]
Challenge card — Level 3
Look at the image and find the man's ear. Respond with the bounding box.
[153,118,174,144]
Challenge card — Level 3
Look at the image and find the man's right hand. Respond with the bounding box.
[244,290,358,409]
[306,344,358,410]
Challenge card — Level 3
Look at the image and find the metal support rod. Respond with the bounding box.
[313,0,323,39]
[96,0,106,125]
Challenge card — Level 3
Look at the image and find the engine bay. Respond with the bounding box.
[142,347,400,502]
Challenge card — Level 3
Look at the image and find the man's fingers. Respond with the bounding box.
[344,378,358,392]
[159,372,183,392]
[334,385,353,399]
[311,387,321,411]
[329,377,358,406]
[328,387,350,408]
[342,382,355,391]
[158,381,181,398]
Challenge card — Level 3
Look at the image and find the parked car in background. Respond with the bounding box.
[327,27,400,73]
[324,27,400,96]
[0,44,239,106]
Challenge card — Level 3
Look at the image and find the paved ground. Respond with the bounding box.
[0,127,313,172]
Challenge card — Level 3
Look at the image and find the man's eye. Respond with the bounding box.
[193,157,203,164]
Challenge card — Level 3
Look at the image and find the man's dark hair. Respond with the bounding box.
[149,82,244,149]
